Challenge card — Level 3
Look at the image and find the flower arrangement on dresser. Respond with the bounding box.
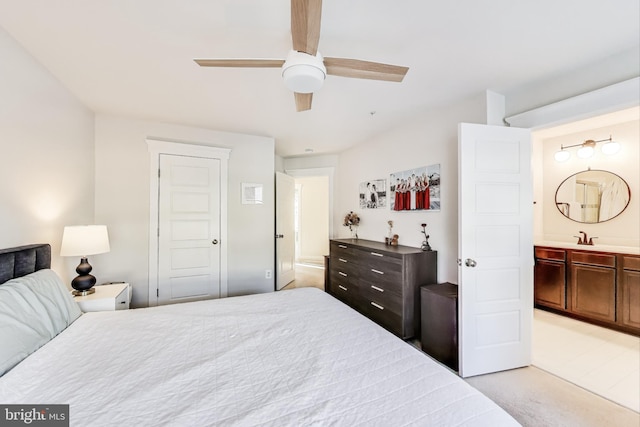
[343,211,360,238]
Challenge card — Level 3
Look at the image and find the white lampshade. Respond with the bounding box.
[554,149,571,162]
[60,225,110,257]
[601,140,620,155]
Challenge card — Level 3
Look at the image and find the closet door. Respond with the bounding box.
[157,154,221,305]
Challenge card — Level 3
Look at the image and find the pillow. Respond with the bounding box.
[0,269,81,376]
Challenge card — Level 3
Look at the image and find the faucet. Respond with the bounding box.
[574,231,596,245]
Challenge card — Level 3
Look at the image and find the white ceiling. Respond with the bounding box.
[0,0,638,157]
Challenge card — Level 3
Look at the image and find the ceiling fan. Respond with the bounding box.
[194,0,409,112]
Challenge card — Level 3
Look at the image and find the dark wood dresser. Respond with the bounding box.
[328,238,437,339]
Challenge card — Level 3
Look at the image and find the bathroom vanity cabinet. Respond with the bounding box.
[534,246,639,336]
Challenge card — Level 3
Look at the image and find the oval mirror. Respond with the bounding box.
[555,169,631,223]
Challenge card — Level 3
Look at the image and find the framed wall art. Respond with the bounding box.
[390,164,440,211]
[359,179,387,209]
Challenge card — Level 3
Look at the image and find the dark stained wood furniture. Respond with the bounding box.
[328,238,437,339]
[534,245,639,336]
[420,283,458,371]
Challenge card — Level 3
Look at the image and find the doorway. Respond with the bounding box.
[147,139,230,306]
[531,107,640,411]
[280,169,333,291]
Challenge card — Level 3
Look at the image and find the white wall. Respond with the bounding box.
[0,27,95,281]
[334,94,486,284]
[296,176,329,264]
[535,119,639,247]
[94,115,275,307]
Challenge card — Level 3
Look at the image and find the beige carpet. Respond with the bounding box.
[466,366,640,427]
[282,264,640,426]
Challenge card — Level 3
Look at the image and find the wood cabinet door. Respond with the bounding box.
[619,270,640,329]
[534,260,566,310]
[570,264,616,322]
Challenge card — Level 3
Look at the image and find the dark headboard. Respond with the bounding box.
[0,244,51,285]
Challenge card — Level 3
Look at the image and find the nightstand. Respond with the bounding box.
[73,282,131,312]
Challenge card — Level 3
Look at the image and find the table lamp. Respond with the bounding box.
[60,225,110,296]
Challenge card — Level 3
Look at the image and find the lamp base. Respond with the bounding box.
[72,288,96,296]
[71,257,97,295]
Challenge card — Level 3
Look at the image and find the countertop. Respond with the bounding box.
[535,241,640,255]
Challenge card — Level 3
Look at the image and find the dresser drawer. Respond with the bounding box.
[365,301,403,336]
[330,242,362,265]
[362,283,403,313]
[329,272,359,305]
[330,253,360,271]
[115,286,130,310]
[361,265,403,290]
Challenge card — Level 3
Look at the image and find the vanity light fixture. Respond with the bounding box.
[554,136,619,162]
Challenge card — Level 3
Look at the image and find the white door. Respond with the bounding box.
[276,172,295,290]
[158,154,221,305]
[458,123,533,378]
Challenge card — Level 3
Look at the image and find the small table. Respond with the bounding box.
[73,282,131,312]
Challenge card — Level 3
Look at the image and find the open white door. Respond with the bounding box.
[458,123,533,378]
[276,172,295,290]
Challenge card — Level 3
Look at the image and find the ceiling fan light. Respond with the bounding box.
[282,50,326,94]
[283,64,325,93]
[554,149,571,162]
[601,140,620,155]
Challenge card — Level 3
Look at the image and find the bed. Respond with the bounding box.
[0,244,519,426]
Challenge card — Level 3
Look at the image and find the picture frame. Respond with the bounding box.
[241,183,264,205]
[359,179,387,209]
[390,164,440,211]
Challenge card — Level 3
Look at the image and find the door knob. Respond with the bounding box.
[212,239,218,245]
[465,258,477,267]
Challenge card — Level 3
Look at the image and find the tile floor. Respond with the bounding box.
[533,308,640,412]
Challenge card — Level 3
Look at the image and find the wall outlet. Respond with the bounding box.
[265,269,272,279]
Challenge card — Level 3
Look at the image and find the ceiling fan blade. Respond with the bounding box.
[294,92,313,112]
[194,59,285,68]
[324,57,409,82]
[291,0,322,56]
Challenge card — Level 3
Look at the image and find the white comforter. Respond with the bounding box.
[0,288,518,426]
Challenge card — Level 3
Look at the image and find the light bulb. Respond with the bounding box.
[601,141,620,155]
[577,145,594,159]
[554,149,570,162]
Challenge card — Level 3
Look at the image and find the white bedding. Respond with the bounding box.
[0,288,519,426]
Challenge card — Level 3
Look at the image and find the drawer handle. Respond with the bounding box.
[338,271,347,277]
[370,252,384,257]
[338,285,348,291]
[339,258,347,263]
[119,301,126,304]
[338,245,348,249]
[371,285,384,292]
[371,269,384,275]
[371,302,384,310]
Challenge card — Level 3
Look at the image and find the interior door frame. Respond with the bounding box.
[285,167,335,239]
[147,139,231,306]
